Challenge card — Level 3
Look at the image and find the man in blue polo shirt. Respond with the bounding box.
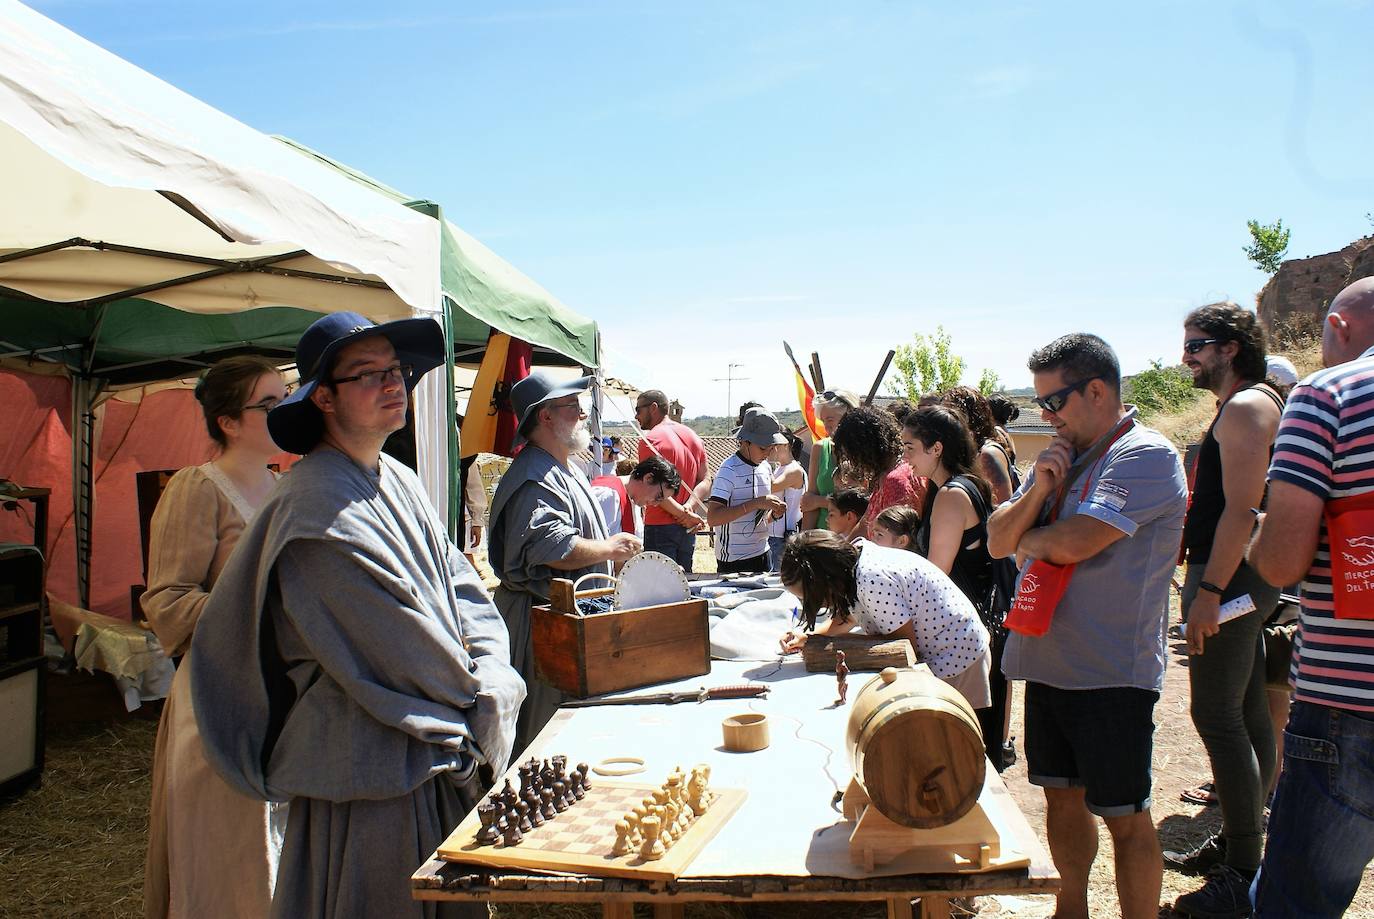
[1248,277,1374,917]
[989,333,1187,919]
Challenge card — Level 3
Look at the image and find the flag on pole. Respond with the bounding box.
[783,341,826,440]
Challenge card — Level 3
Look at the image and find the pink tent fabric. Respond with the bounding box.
[0,368,292,619]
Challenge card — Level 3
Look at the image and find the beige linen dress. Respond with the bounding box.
[142,463,284,919]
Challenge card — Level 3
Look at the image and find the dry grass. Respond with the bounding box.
[0,717,158,918]
[1147,391,1214,452]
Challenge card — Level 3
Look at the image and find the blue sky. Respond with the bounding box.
[30,0,1374,419]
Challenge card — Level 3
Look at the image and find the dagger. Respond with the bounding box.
[560,683,770,708]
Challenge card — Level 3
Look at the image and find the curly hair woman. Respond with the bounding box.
[830,404,927,540]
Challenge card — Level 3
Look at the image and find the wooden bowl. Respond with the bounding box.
[721,712,769,752]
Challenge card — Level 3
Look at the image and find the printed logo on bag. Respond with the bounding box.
[1020,573,1040,595]
[1340,534,1374,592]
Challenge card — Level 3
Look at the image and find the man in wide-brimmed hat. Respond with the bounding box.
[191,311,525,919]
[487,371,643,753]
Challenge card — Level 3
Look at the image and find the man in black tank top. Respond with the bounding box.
[1170,303,1285,918]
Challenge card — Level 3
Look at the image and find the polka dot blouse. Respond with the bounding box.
[851,540,989,678]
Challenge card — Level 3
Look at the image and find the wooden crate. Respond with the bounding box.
[531,579,710,698]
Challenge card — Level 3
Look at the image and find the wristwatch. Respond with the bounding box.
[1198,580,1226,597]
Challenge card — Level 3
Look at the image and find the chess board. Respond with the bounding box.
[437,780,747,881]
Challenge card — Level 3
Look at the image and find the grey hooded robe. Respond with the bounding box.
[191,448,525,919]
[487,443,612,754]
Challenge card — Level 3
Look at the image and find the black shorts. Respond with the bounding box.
[1024,681,1159,817]
[716,552,769,575]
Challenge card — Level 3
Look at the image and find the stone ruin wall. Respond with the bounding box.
[1258,236,1374,328]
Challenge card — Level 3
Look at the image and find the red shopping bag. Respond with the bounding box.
[1325,490,1374,620]
[1004,558,1077,637]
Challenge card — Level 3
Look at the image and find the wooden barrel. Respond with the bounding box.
[845,666,985,829]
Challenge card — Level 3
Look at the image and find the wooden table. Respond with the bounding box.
[414,661,1058,918]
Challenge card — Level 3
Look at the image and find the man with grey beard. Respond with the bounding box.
[488,372,642,753]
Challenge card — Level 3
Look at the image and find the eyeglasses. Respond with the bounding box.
[547,398,586,414]
[1183,338,1222,355]
[330,364,412,388]
[240,397,281,413]
[1033,377,1099,413]
[634,401,653,412]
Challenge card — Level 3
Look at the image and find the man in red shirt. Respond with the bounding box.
[635,389,707,570]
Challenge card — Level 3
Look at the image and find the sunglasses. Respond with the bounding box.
[1033,377,1099,413]
[1183,337,1222,355]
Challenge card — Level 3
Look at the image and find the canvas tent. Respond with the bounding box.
[0,0,598,612]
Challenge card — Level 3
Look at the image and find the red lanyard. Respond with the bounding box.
[1047,417,1135,524]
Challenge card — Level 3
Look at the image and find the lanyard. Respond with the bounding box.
[1044,417,1135,525]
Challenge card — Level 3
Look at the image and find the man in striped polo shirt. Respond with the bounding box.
[1248,277,1374,917]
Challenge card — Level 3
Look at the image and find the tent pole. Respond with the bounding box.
[442,298,459,537]
[71,374,100,609]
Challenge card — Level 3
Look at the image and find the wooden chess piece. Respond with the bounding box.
[475,803,500,846]
[576,762,592,791]
[612,819,632,856]
[639,816,664,860]
[500,814,523,847]
[540,787,556,820]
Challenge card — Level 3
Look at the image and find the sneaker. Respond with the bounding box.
[1173,864,1254,918]
[1163,834,1227,874]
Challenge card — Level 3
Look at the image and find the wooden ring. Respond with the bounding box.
[592,756,647,777]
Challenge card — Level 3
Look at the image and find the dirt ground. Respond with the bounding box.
[3,546,1373,917]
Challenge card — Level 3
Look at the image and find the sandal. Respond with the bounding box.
[1179,781,1218,806]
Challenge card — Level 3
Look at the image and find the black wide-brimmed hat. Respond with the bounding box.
[510,371,593,448]
[267,311,445,454]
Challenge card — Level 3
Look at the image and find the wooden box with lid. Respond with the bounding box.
[531,576,710,698]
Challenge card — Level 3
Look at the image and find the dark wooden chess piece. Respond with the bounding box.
[475,803,500,846]
[576,762,592,793]
[552,779,569,812]
[500,813,523,847]
[540,787,556,820]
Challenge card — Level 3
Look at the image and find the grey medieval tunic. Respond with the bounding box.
[190,448,525,919]
[487,444,611,754]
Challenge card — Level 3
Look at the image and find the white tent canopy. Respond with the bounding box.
[0,0,449,604]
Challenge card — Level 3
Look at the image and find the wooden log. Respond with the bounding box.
[801,634,917,672]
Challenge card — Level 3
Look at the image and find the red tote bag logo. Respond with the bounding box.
[1326,490,1374,620]
[1004,559,1077,637]
[1002,417,1134,638]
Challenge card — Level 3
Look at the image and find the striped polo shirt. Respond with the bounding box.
[1268,344,1374,712]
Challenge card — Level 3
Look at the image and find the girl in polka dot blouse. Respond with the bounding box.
[778,529,992,710]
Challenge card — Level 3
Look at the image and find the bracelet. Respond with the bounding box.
[1198,580,1226,597]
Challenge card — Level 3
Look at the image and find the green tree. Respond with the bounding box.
[888,326,966,400]
[1243,218,1291,275]
[1124,360,1197,419]
[977,368,1002,396]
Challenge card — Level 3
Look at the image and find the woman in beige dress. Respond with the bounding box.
[143,356,286,919]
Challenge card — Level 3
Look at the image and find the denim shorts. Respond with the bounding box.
[1024,681,1159,817]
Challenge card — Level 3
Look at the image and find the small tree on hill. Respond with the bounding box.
[1243,218,1291,275]
[977,368,1002,396]
[1125,360,1197,419]
[888,326,965,400]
